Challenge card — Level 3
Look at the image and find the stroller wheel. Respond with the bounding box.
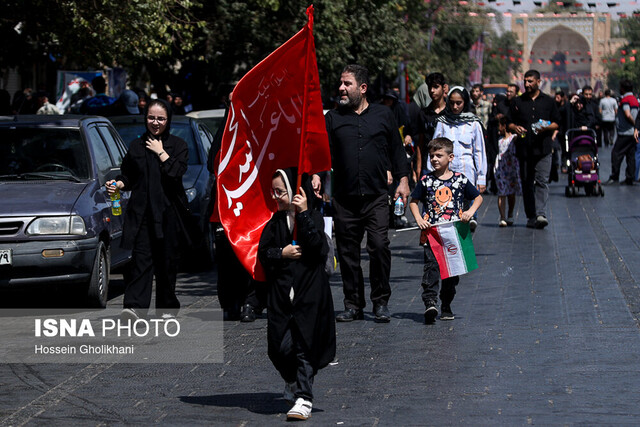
[565,186,572,197]
[571,186,578,197]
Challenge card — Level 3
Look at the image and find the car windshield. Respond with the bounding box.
[113,122,200,165]
[0,128,90,180]
[197,117,224,135]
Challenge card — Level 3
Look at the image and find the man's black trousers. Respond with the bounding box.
[333,194,392,310]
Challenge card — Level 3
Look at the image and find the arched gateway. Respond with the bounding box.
[511,12,624,94]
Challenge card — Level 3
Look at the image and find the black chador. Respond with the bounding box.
[258,169,336,402]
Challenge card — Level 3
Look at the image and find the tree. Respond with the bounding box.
[0,0,203,78]
[192,0,406,104]
[605,14,640,90]
[482,31,523,83]
[2,0,513,108]
[400,0,488,88]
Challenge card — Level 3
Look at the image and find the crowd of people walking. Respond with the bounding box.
[6,63,640,421]
[2,76,188,118]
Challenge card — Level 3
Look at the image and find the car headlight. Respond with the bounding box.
[26,215,87,236]
[185,188,197,203]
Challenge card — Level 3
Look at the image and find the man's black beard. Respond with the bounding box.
[339,94,363,111]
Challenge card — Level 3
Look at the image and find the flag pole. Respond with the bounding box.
[296,4,314,192]
[293,5,314,243]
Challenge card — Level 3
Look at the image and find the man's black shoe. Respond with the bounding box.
[603,178,617,186]
[373,305,391,323]
[336,308,364,322]
[240,304,256,322]
[621,179,634,186]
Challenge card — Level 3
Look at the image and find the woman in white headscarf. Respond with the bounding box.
[431,86,487,229]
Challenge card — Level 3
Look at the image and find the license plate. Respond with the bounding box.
[0,249,12,266]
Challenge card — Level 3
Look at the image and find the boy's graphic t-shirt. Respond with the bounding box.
[411,171,480,224]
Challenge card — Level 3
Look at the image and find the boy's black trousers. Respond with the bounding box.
[420,245,458,306]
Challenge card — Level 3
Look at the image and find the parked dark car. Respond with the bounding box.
[109,115,215,268]
[186,109,226,136]
[0,115,131,307]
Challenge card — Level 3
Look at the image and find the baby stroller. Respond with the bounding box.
[564,128,604,197]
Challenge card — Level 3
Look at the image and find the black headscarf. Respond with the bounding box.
[143,98,173,140]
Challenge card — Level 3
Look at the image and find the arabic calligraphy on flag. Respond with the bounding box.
[216,6,330,280]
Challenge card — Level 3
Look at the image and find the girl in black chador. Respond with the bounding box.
[258,168,336,421]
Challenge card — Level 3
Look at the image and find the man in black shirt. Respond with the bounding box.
[508,69,560,229]
[324,64,410,323]
[493,84,518,120]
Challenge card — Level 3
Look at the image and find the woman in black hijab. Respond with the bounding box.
[106,99,189,318]
[567,94,596,131]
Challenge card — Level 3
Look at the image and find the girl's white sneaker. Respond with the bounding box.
[287,398,312,420]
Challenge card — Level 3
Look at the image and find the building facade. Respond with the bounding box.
[511,12,624,93]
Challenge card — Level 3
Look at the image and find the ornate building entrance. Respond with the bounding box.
[511,12,623,93]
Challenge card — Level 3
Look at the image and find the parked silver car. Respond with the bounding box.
[186,108,226,136]
[0,115,131,307]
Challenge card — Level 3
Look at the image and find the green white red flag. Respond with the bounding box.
[426,221,478,279]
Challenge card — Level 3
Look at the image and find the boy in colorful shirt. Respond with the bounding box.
[409,137,483,323]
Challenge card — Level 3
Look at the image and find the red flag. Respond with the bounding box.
[216,5,330,280]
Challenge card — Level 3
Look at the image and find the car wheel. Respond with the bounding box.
[87,241,109,308]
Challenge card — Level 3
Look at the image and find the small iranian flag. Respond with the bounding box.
[426,220,478,279]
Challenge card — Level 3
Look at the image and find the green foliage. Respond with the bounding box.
[198,0,405,99]
[605,13,640,90]
[1,0,528,103]
[482,31,523,83]
[0,0,203,70]
[399,0,488,87]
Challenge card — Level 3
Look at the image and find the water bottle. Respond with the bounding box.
[110,183,122,216]
[531,119,551,135]
[404,140,415,156]
[394,197,405,216]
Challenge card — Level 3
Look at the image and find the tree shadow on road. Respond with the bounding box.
[179,392,324,415]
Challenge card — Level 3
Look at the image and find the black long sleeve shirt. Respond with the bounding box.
[325,103,408,198]
[508,91,561,157]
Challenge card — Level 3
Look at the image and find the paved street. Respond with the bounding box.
[3,148,640,425]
